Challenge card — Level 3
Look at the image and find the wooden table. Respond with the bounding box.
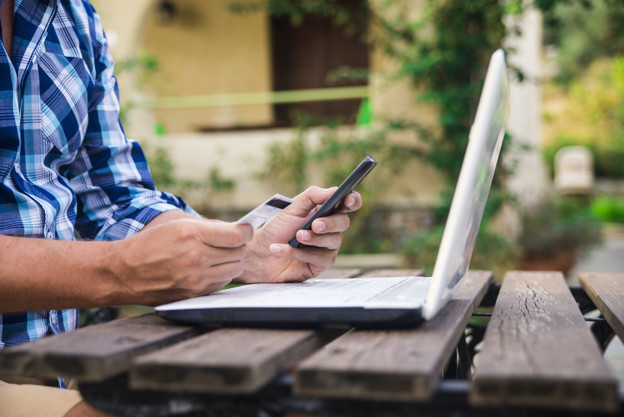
[1,270,623,417]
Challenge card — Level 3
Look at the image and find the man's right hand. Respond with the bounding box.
[110,218,253,306]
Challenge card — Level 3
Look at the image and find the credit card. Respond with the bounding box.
[235,194,293,228]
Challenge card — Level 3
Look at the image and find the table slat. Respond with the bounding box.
[294,270,492,401]
[0,313,197,382]
[580,272,624,341]
[130,328,331,393]
[471,271,618,412]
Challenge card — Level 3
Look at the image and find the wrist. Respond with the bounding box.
[93,239,134,306]
[144,209,197,230]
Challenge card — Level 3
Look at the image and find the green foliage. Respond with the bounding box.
[208,168,236,192]
[251,1,519,259]
[370,0,509,183]
[401,224,519,282]
[540,0,624,85]
[145,145,176,188]
[542,56,624,178]
[260,113,311,196]
[256,0,512,182]
[115,52,161,126]
[590,197,624,224]
[518,198,602,258]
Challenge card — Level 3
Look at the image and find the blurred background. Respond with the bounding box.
[92,0,624,284]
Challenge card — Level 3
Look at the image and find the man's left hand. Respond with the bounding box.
[236,186,362,283]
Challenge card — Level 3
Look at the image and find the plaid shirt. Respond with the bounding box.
[0,0,194,349]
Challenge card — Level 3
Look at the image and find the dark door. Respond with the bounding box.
[271,3,369,126]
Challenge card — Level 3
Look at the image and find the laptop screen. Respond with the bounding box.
[424,49,510,319]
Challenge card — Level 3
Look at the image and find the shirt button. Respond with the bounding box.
[46,231,54,239]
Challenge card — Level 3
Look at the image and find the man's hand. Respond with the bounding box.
[237,186,362,284]
[110,218,253,306]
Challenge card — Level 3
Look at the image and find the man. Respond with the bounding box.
[0,0,362,415]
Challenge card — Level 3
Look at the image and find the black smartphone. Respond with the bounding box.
[288,156,378,248]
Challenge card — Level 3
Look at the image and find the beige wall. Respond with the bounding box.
[94,0,154,60]
[141,1,273,132]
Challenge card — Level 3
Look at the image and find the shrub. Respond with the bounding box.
[400,224,519,283]
[518,198,602,258]
[542,56,624,179]
[590,197,624,224]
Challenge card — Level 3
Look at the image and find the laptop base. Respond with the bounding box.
[158,306,424,329]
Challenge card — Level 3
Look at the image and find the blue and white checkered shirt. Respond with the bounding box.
[0,0,194,349]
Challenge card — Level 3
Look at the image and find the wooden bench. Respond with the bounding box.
[581,273,624,343]
[471,271,618,412]
[0,270,621,417]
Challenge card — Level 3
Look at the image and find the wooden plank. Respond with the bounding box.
[0,313,198,382]
[580,272,624,341]
[317,268,363,279]
[294,270,492,401]
[360,269,424,278]
[130,328,332,394]
[471,271,618,412]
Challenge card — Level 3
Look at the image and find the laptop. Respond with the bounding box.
[156,49,510,328]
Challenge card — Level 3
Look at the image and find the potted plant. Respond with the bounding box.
[518,198,602,275]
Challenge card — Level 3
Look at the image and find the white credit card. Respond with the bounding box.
[235,193,293,228]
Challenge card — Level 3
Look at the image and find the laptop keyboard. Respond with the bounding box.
[370,276,431,303]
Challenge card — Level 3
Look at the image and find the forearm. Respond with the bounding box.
[0,211,192,313]
[142,209,197,230]
[0,235,122,313]
[0,211,252,313]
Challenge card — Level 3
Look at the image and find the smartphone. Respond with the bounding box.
[288,156,378,248]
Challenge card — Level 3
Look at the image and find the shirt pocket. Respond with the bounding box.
[37,52,94,156]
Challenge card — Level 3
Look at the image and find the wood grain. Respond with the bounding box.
[580,272,624,341]
[294,270,492,401]
[0,313,197,381]
[130,328,329,393]
[471,271,618,412]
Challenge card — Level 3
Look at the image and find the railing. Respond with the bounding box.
[152,86,369,109]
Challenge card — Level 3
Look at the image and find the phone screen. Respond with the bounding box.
[288,156,377,248]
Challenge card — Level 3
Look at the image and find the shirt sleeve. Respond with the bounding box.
[68,6,198,241]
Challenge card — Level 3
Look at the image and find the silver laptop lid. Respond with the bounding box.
[423,49,510,319]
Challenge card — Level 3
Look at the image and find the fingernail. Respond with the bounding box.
[270,244,281,255]
[345,196,354,207]
[300,230,311,241]
[315,221,325,232]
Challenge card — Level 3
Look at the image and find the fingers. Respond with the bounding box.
[239,186,363,284]
[295,228,345,251]
[339,191,363,213]
[310,211,351,235]
[118,218,254,304]
[287,186,362,217]
[174,220,250,268]
[174,218,253,248]
[195,244,248,268]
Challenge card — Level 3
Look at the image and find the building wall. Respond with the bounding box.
[141,1,273,132]
[94,1,545,213]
